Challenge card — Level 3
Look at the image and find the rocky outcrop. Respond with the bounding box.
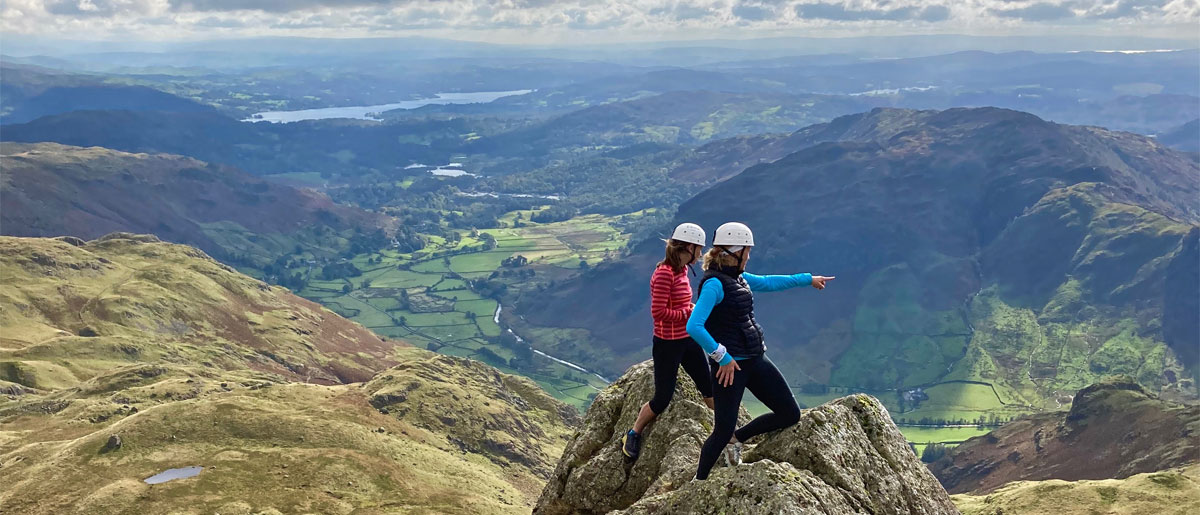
[618,460,857,514]
[534,360,746,514]
[929,376,1200,494]
[535,360,958,514]
[363,349,579,477]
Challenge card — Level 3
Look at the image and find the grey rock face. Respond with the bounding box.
[535,360,959,515]
[534,361,749,514]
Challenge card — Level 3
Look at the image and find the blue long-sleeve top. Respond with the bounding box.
[686,272,812,366]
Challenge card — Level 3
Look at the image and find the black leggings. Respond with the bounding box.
[648,336,714,414]
[696,354,800,480]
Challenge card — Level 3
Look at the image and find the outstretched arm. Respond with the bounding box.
[743,272,812,292]
[686,278,731,366]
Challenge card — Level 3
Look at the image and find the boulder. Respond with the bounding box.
[102,434,122,453]
[535,360,959,514]
[744,395,958,514]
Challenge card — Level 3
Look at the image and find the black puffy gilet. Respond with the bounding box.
[700,267,765,359]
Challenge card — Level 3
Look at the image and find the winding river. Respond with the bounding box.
[493,304,609,384]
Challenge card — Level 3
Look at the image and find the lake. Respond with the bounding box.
[243,90,531,123]
[144,466,203,485]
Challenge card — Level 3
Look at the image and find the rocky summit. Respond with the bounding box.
[535,360,958,514]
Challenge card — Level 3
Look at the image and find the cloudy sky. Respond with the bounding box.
[2,0,1197,43]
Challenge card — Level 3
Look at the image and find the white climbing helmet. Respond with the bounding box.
[713,222,754,248]
[670,223,706,246]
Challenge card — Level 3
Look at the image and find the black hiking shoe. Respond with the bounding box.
[621,429,641,459]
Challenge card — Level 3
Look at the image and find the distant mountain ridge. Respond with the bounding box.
[1158,119,1200,152]
[517,107,1200,418]
[471,90,881,155]
[0,62,214,124]
[0,142,393,266]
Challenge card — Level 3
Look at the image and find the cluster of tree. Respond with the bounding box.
[501,255,528,267]
[893,416,1013,428]
[479,150,701,216]
[277,271,308,290]
[321,261,362,280]
[346,228,391,257]
[920,443,949,463]
[530,205,576,223]
[346,179,543,232]
[468,277,509,299]
[393,225,426,253]
[494,330,536,371]
[475,346,507,368]
[491,268,535,280]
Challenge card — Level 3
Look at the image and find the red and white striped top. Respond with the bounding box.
[650,263,694,340]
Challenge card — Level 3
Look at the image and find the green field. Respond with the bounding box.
[745,392,994,453]
[285,209,634,411]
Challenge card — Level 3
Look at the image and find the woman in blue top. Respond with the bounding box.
[687,222,834,480]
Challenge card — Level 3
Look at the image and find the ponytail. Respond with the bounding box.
[702,246,741,271]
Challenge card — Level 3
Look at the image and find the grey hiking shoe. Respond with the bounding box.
[621,429,641,459]
[723,441,743,467]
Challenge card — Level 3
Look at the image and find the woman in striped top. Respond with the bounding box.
[621,223,715,460]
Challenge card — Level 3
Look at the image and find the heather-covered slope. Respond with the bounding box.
[517,108,1200,420]
[0,143,391,266]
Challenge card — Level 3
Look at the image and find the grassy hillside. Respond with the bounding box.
[952,465,1200,515]
[0,234,399,386]
[0,235,577,514]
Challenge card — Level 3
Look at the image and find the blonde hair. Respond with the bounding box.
[702,246,741,271]
[658,239,697,272]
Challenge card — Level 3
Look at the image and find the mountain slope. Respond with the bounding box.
[0,143,391,266]
[951,465,1200,515]
[1158,119,1200,152]
[516,108,1200,419]
[928,377,1200,494]
[0,234,396,386]
[0,235,577,514]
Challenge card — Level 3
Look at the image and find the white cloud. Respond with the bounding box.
[1,0,1196,41]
